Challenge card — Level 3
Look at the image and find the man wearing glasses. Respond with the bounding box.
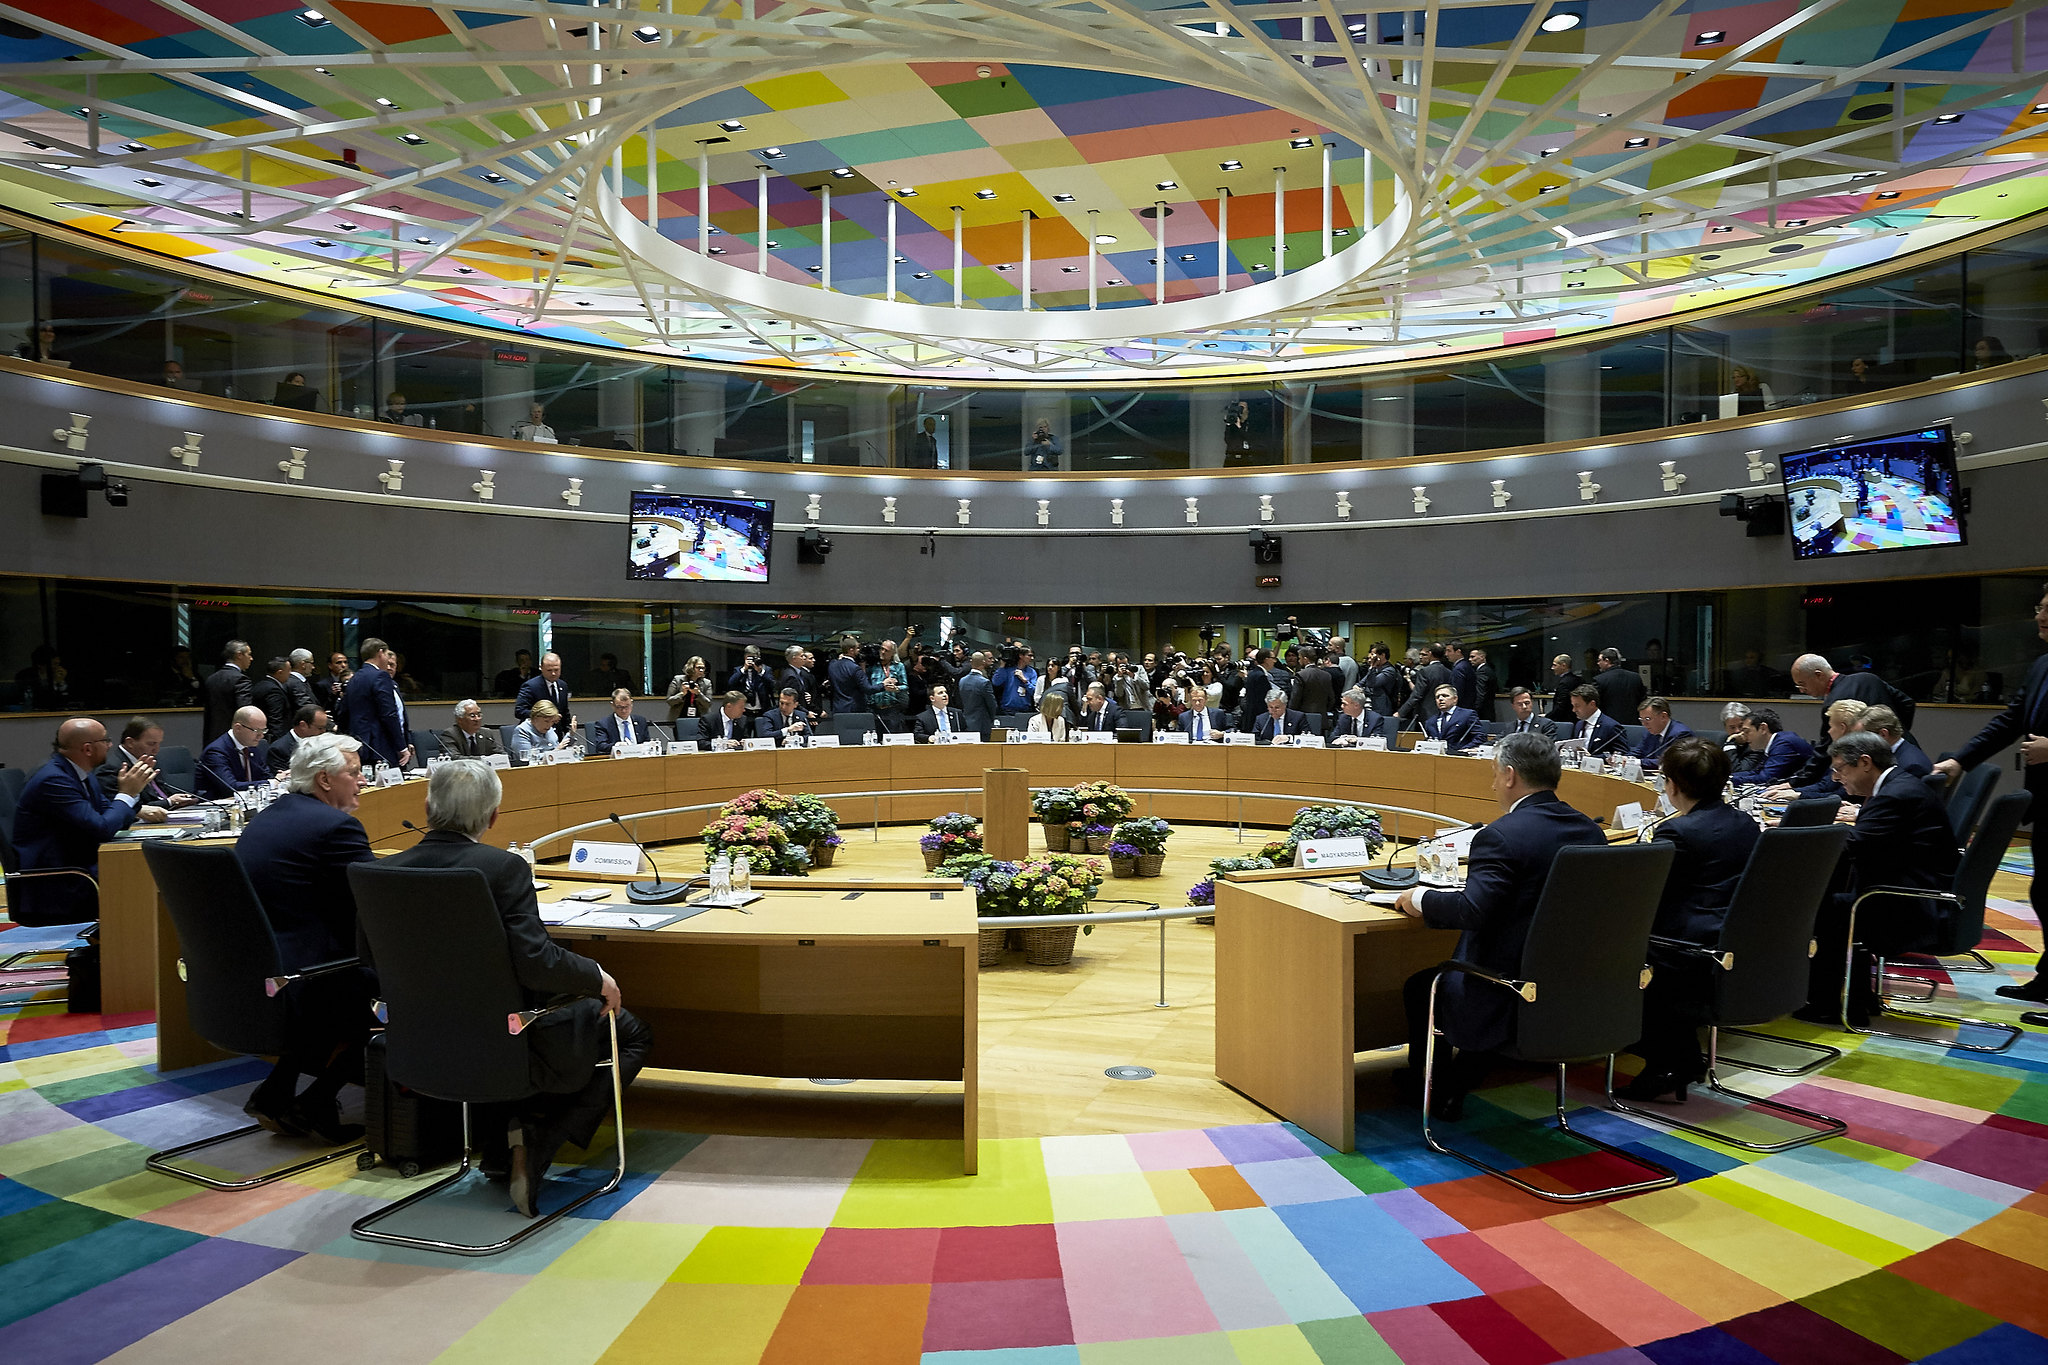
[199,705,276,793]
[13,717,161,926]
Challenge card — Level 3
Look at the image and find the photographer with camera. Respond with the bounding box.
[1109,652,1153,716]
[991,645,1039,718]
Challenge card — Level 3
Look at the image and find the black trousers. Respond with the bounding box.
[1401,968,1494,1086]
[1636,949,1713,1076]
[253,966,375,1105]
[1808,888,1943,1014]
[481,1005,653,1156]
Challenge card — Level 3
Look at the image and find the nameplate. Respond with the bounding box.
[611,741,656,759]
[1413,740,1448,755]
[882,732,915,745]
[1296,734,1325,748]
[570,840,643,875]
[1158,731,1189,744]
[948,733,981,744]
[485,752,511,769]
[1580,753,1604,772]
[1362,737,1388,750]
[1622,757,1645,781]
[743,737,777,751]
[1225,731,1254,745]
[1081,730,1116,744]
[375,766,406,786]
[1296,836,1372,870]
[810,734,840,747]
[1613,802,1645,831]
[1020,732,1050,743]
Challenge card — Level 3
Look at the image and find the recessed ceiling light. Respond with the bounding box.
[299,9,329,26]
[1537,185,1556,193]
[1052,192,1074,203]
[336,220,357,229]
[23,140,48,149]
[1875,190,1900,199]
[1252,263,1268,270]
[480,171,506,183]
[707,246,725,254]
[1933,113,1963,124]
[632,25,660,42]
[1156,180,1177,190]
[1061,266,1080,273]
[898,188,918,197]
[136,176,162,187]
[1624,137,1649,148]
[121,141,146,153]
[1179,252,1197,261]
[1566,281,1584,287]
[1783,218,1808,227]
[1104,278,1122,285]
[36,161,66,169]
[1289,137,1315,149]
[1711,224,1732,233]
[399,133,424,145]
[1539,147,1560,157]
[762,146,786,158]
[312,238,333,247]
[806,264,822,272]
[1479,309,1495,315]
[575,299,590,305]
[1695,30,1725,43]
[764,240,778,248]
[1219,159,1241,171]
[912,271,931,279]
[1347,22,1367,33]
[454,265,475,273]
[413,235,432,244]
[1700,253,1720,260]
[994,263,1012,271]
[1093,234,1116,244]
[374,97,397,109]
[718,119,745,132]
[830,167,854,178]
[973,188,997,199]
[1539,12,1582,31]
[314,67,330,75]
[707,226,723,234]
[892,254,907,262]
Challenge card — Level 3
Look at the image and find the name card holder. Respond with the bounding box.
[1362,737,1388,750]
[810,734,841,746]
[882,732,915,746]
[1613,802,1645,831]
[1158,731,1190,744]
[743,737,776,751]
[950,733,981,744]
[1081,730,1116,744]
[1296,734,1325,748]
[1225,731,1254,745]
[570,840,643,875]
[1414,740,1448,755]
[1295,836,1372,870]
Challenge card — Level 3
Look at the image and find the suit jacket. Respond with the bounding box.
[957,671,998,738]
[1252,709,1309,744]
[311,672,349,718]
[514,674,572,724]
[914,706,967,741]
[1636,720,1693,767]
[265,731,303,775]
[1419,789,1607,1052]
[343,664,408,768]
[1593,666,1647,722]
[1399,662,1454,723]
[285,671,317,717]
[94,744,184,807]
[1327,710,1381,744]
[1177,707,1231,741]
[1547,672,1584,723]
[1472,664,1499,718]
[590,713,652,754]
[374,830,608,1094]
[1237,665,1272,729]
[757,706,815,742]
[1292,667,1337,720]
[201,663,251,742]
[199,731,274,792]
[1424,706,1479,751]
[1650,799,1761,945]
[1449,658,1478,710]
[1954,650,2048,819]
[1076,700,1122,734]
[1731,731,1816,786]
[699,710,749,746]
[250,676,292,739]
[12,755,139,923]
[235,791,372,967]
[726,664,776,713]
[1362,664,1404,715]
[1843,771,1960,950]
[829,655,871,714]
[1568,711,1628,756]
[1891,738,1934,780]
[437,724,506,759]
[1502,714,1559,740]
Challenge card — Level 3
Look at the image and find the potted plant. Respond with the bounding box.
[932,851,1015,966]
[920,811,984,870]
[1260,805,1387,868]
[1188,854,1276,924]
[813,832,844,869]
[706,789,841,871]
[1032,787,1077,850]
[699,811,811,875]
[1111,817,1172,876]
[1080,821,1113,854]
[1009,853,1104,965]
[1071,781,1134,831]
[783,792,842,865]
[1107,840,1143,878]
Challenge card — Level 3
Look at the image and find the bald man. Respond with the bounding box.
[12,718,161,926]
[199,704,276,793]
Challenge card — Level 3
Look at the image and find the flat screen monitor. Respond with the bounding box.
[628,492,774,584]
[1779,424,1964,561]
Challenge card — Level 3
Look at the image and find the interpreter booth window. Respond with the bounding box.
[1069,390,1191,471]
[547,607,651,697]
[1964,230,2048,371]
[0,229,36,356]
[33,241,205,389]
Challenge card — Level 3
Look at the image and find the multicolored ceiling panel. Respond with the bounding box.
[0,0,2043,379]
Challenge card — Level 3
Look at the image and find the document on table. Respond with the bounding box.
[538,903,689,931]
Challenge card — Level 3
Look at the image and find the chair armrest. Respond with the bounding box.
[263,956,362,997]
[1850,886,1963,915]
[1439,957,1538,1003]
[4,867,99,892]
[1648,935,1734,970]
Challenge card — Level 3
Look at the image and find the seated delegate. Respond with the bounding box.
[699,690,752,748]
[914,683,966,741]
[14,717,161,926]
[512,699,580,763]
[1500,687,1558,739]
[1565,685,1628,756]
[759,686,815,744]
[1025,691,1072,741]
[1419,683,1478,751]
[1327,688,1380,745]
[198,705,276,793]
[1729,707,1815,787]
[1252,689,1310,744]
[1633,697,1691,768]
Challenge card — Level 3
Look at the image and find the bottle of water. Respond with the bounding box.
[710,853,731,899]
[733,852,752,894]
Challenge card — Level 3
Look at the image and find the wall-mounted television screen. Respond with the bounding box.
[1780,424,1964,561]
[628,492,774,583]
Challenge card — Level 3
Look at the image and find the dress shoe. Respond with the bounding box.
[2021,1011,2048,1028]
[507,1119,562,1219]
[243,1089,306,1138]
[1995,976,2048,1003]
[286,1093,365,1146]
[1621,1066,1698,1104]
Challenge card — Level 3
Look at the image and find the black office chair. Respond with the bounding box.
[155,746,197,797]
[1779,797,1842,827]
[1620,724,1648,753]
[140,842,366,1187]
[1609,825,1852,1152]
[346,863,624,1256]
[498,725,521,762]
[410,729,442,764]
[0,765,27,834]
[1944,762,2000,846]
[0,821,97,1008]
[1842,790,2029,1054]
[829,711,877,743]
[1422,841,1679,1203]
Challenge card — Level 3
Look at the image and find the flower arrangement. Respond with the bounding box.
[1032,787,1077,822]
[920,812,984,866]
[1082,822,1111,841]
[1186,854,1277,909]
[1107,841,1143,861]
[1186,879,1216,908]
[1071,781,1134,825]
[932,852,1015,913]
[932,851,1102,918]
[1111,818,1172,854]
[1252,805,1386,869]
[699,811,811,875]
[782,793,841,847]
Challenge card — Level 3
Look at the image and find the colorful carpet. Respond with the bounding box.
[1,862,2044,1364]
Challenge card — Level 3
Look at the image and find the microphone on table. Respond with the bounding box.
[191,760,238,798]
[608,812,693,905]
[1358,818,1483,893]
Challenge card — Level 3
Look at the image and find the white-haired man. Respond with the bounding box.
[438,698,505,758]
[376,760,652,1217]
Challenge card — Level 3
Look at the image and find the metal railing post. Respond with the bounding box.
[1157,917,1169,1008]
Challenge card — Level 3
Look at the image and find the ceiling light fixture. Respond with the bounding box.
[1052,192,1074,202]
[1219,159,1241,171]
[912,271,931,279]
[1695,30,1725,43]
[413,235,432,243]
[299,9,329,26]
[1289,137,1315,149]
[707,246,725,254]
[1539,147,1560,157]
[973,188,996,199]
[892,254,907,262]
[1711,224,1732,233]
[374,97,397,108]
[1540,12,1582,31]
[480,171,506,183]
[1105,278,1122,285]
[897,188,918,197]
[1093,234,1116,243]
[1876,190,1900,199]
[1156,180,1177,190]
[399,133,424,144]
[1179,252,1197,260]
[718,119,745,132]
[830,167,853,178]
[762,146,786,157]
[312,238,332,247]
[632,25,660,42]
[336,220,358,229]
[455,265,474,273]
[122,141,146,153]
[764,239,778,248]
[1624,137,1649,148]
[136,176,162,187]
[1933,113,1963,124]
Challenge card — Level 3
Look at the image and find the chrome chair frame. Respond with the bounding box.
[0,867,97,1007]
[1843,887,2022,1053]
[144,955,369,1189]
[1421,966,1677,1203]
[349,1009,625,1257]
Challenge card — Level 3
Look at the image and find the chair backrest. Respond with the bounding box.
[829,711,876,741]
[1509,842,1676,1062]
[1937,791,2032,956]
[0,765,25,849]
[409,729,440,764]
[1621,724,1648,751]
[1947,762,2001,843]
[1712,825,1853,1026]
[1780,797,1842,827]
[348,863,533,1104]
[155,745,195,788]
[499,724,520,760]
[141,842,289,1059]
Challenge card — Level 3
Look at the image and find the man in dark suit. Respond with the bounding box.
[957,654,998,739]
[1362,644,1404,717]
[1792,653,1900,755]
[286,649,319,716]
[1502,688,1557,739]
[251,657,294,740]
[1177,698,1231,741]
[1566,685,1628,756]
[202,639,254,742]
[437,698,504,759]
[1805,731,1960,1024]
[1394,732,1607,1115]
[589,688,653,755]
[1398,645,1455,730]
[96,715,199,809]
[375,761,653,1216]
[343,637,412,769]
[1076,683,1121,735]
[759,687,816,744]
[232,732,375,1142]
[514,651,573,725]
[1546,653,1583,724]
[1252,690,1309,744]
[1936,582,2048,1002]
[1237,649,1275,732]
[726,648,776,720]
[914,683,967,741]
[1446,641,1478,710]
[1856,706,1930,778]
[1291,648,1337,727]
[199,706,275,792]
[1729,707,1815,786]
[1593,647,1647,722]
[312,651,352,720]
[1328,689,1380,746]
[1422,683,1480,751]
[13,718,159,925]
[268,704,329,773]
[777,645,817,711]
[1470,648,1499,719]
[700,691,751,749]
[1633,697,1693,768]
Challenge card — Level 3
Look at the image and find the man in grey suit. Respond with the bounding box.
[956,652,998,739]
[436,697,506,758]
[202,639,254,742]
